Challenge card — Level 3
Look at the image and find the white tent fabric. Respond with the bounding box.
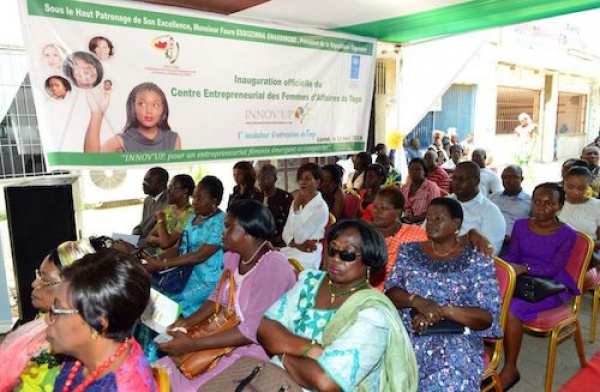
[0,50,28,122]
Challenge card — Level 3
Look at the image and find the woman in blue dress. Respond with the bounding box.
[385,198,501,391]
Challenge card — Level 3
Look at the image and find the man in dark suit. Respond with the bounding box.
[132,167,169,248]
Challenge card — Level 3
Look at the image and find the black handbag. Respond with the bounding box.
[410,309,465,335]
[151,266,194,294]
[514,275,566,303]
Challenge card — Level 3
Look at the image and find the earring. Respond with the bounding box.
[366,267,371,280]
[91,329,98,340]
[454,229,460,235]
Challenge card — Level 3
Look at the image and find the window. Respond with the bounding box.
[496,86,540,135]
[556,92,587,135]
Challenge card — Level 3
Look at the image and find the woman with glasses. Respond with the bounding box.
[258,220,418,391]
[146,174,195,253]
[50,248,157,391]
[385,198,501,390]
[0,238,109,392]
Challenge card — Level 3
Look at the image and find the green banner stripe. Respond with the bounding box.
[335,0,600,43]
[28,0,373,55]
[46,142,365,166]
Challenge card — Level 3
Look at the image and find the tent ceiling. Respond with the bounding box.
[137,0,600,43]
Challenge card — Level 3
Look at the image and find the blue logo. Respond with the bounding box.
[350,55,360,80]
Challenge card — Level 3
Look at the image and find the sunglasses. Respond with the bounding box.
[327,246,360,262]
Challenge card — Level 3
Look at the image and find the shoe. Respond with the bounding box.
[502,372,521,392]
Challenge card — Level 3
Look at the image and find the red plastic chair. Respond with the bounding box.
[481,258,517,392]
[584,267,600,342]
[521,231,594,392]
[343,190,361,219]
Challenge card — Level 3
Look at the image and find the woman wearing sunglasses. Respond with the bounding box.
[385,198,501,390]
[0,238,108,392]
[49,248,157,391]
[258,219,418,391]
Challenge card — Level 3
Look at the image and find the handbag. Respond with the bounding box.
[514,275,566,303]
[410,309,465,335]
[201,356,302,392]
[172,269,239,380]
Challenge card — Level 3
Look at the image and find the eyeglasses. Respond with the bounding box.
[48,304,79,324]
[327,246,360,262]
[34,269,61,288]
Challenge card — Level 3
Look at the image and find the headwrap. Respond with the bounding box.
[56,238,97,267]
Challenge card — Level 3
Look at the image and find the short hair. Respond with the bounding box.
[375,154,392,168]
[233,161,257,187]
[502,164,523,177]
[148,167,169,186]
[259,163,277,178]
[455,161,481,179]
[372,143,386,154]
[61,249,150,341]
[124,83,171,132]
[564,166,592,180]
[322,164,344,186]
[563,158,588,169]
[88,36,114,56]
[377,187,405,211]
[297,162,322,181]
[355,152,372,169]
[326,219,387,274]
[408,157,428,173]
[533,182,565,206]
[228,199,276,240]
[365,163,387,182]
[198,175,224,204]
[429,198,464,226]
[63,51,103,88]
[450,144,463,153]
[172,174,195,196]
[473,148,487,159]
[45,76,71,93]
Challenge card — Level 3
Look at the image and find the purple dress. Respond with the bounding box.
[156,251,296,391]
[503,219,578,321]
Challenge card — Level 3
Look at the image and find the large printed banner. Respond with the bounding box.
[19,0,375,168]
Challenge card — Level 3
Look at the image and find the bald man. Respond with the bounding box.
[472,148,503,197]
[489,165,531,240]
[448,162,506,255]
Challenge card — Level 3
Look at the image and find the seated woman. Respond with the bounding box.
[0,238,107,391]
[144,175,225,317]
[357,163,387,222]
[376,154,402,187]
[370,188,427,291]
[320,163,345,221]
[228,161,262,208]
[146,174,195,253]
[281,163,329,270]
[259,220,418,391]
[401,158,441,224]
[385,198,501,391]
[498,183,578,389]
[345,152,371,191]
[558,167,600,269]
[154,200,297,390]
[50,249,157,391]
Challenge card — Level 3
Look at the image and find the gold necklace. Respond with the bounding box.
[327,278,369,304]
[431,239,461,258]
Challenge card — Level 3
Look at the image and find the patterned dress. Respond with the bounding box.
[385,243,502,391]
[54,339,157,391]
[265,270,392,391]
[153,204,193,254]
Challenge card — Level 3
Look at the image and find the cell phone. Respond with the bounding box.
[153,333,174,344]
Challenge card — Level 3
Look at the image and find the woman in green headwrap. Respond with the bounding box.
[258,220,417,392]
[0,237,110,391]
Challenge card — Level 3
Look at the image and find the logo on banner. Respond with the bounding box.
[152,35,180,64]
[350,55,360,80]
[294,103,312,124]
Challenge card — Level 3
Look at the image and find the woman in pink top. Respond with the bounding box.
[155,200,296,391]
[401,158,441,224]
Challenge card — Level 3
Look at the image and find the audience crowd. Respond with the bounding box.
[2,138,600,392]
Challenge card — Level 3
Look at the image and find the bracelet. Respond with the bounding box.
[281,353,287,369]
[157,219,164,224]
[301,339,317,358]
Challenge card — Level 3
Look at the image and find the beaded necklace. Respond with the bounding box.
[62,339,130,392]
[327,278,369,304]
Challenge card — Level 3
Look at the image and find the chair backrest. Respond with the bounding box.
[152,366,170,392]
[488,257,517,370]
[343,191,361,219]
[288,258,304,275]
[320,213,337,270]
[565,231,594,314]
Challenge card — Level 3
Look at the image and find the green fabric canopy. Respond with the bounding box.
[335,0,600,42]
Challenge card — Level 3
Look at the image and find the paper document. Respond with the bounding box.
[141,288,181,333]
[112,233,140,246]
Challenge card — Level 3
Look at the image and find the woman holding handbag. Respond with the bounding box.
[155,199,297,390]
[258,219,418,391]
[498,183,577,390]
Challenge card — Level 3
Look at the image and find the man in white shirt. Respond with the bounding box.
[448,162,506,255]
[441,144,463,172]
[489,165,531,242]
[472,148,503,197]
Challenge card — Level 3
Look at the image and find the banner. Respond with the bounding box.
[19,0,376,168]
